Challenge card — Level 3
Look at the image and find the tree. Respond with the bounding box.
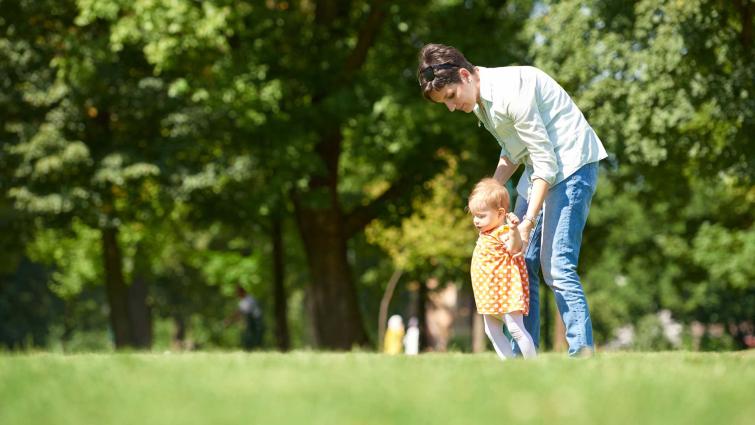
[260,0,534,349]
[527,0,754,345]
[2,0,180,348]
[118,0,535,348]
[2,0,537,350]
[366,153,478,350]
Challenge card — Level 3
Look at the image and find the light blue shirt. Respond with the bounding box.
[473,66,608,197]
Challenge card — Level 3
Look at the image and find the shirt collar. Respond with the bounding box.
[480,223,509,237]
[476,66,495,102]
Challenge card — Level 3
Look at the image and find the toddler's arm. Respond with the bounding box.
[505,213,523,254]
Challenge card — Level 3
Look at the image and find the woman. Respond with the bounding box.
[418,43,607,356]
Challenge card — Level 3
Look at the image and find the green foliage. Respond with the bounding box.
[699,330,738,352]
[633,314,673,351]
[46,327,112,353]
[365,154,474,281]
[0,258,62,349]
[26,219,101,298]
[530,0,753,178]
[0,199,26,274]
[1,0,751,351]
[529,0,754,344]
[692,222,755,290]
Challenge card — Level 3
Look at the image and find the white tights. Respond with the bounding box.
[483,313,537,360]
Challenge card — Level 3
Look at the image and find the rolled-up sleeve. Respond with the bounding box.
[505,91,558,186]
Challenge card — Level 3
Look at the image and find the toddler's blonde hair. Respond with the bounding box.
[467,178,510,213]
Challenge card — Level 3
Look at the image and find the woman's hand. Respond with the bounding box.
[515,219,535,257]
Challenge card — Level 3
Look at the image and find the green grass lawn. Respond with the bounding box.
[1,351,753,425]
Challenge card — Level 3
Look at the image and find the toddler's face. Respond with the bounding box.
[472,207,504,233]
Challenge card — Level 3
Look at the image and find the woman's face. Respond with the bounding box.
[428,69,478,113]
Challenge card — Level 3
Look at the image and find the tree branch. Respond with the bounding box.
[343,152,446,238]
[340,0,390,84]
[735,0,752,50]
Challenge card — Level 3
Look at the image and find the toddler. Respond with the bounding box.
[468,178,537,359]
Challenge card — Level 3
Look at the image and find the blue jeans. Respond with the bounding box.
[513,162,598,356]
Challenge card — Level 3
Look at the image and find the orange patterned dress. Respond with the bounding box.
[470,224,530,316]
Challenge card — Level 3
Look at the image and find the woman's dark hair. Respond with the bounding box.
[417,43,475,100]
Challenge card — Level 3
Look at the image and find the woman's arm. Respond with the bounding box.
[504,76,555,250]
[492,155,519,186]
[518,178,549,250]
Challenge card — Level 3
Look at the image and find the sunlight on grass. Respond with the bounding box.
[1,351,753,425]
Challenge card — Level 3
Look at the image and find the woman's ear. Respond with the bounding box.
[459,67,471,81]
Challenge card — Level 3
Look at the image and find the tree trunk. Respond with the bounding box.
[735,0,752,49]
[128,274,152,348]
[293,205,368,349]
[271,215,290,351]
[378,269,402,351]
[127,242,153,348]
[291,122,369,349]
[284,0,391,349]
[418,280,431,351]
[172,315,187,350]
[101,226,132,348]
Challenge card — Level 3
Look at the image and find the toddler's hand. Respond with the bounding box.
[507,213,520,227]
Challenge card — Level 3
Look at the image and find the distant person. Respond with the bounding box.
[468,178,536,359]
[225,286,264,350]
[383,315,405,355]
[404,317,420,355]
[418,43,607,356]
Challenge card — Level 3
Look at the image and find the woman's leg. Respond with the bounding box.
[504,312,537,359]
[540,162,599,356]
[483,314,515,360]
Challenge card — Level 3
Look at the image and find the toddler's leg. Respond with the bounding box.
[504,312,537,359]
[483,314,515,360]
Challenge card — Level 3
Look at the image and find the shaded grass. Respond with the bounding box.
[1,351,753,425]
